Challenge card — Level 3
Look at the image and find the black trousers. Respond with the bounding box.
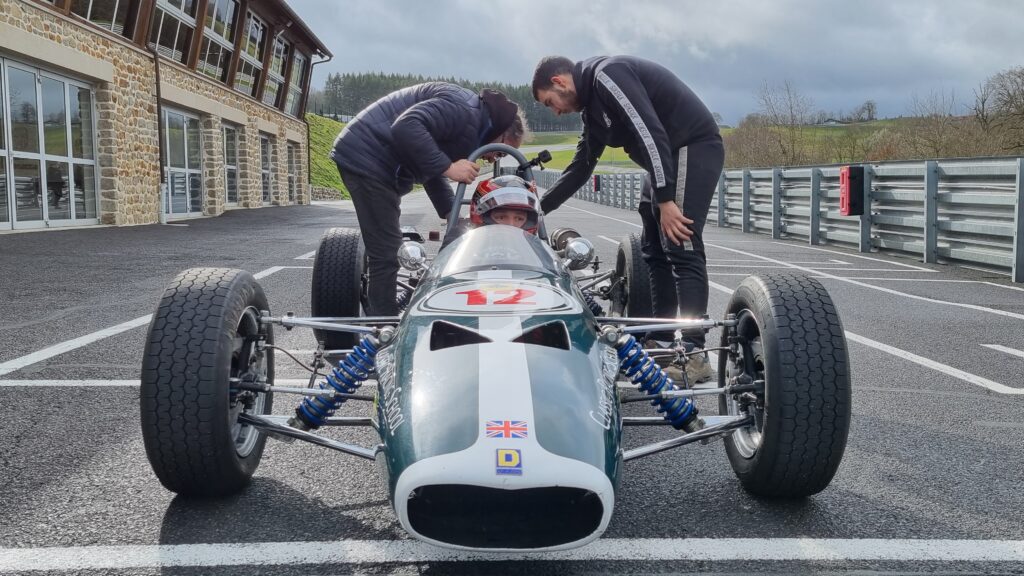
[639,137,725,348]
[336,165,402,316]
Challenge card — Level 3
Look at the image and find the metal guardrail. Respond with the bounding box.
[507,158,1024,282]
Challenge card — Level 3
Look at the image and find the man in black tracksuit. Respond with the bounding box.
[331,83,525,316]
[533,55,724,383]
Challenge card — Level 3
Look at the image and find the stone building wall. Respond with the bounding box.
[1,0,311,227]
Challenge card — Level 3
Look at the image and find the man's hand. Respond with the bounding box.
[658,200,694,246]
[444,159,480,184]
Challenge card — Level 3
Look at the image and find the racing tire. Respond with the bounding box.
[718,274,851,498]
[311,227,366,349]
[140,268,274,497]
[611,232,653,318]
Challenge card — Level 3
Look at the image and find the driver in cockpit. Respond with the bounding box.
[470,175,541,235]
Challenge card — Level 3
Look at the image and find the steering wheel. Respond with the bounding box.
[442,143,542,246]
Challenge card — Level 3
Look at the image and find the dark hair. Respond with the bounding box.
[532,56,574,100]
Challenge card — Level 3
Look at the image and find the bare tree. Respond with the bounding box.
[907,90,962,157]
[756,80,815,165]
[982,66,1024,152]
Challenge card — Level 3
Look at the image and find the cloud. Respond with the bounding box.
[290,0,1024,124]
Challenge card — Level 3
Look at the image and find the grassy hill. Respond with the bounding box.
[305,113,348,197]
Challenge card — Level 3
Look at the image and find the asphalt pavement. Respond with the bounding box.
[1,192,1023,575]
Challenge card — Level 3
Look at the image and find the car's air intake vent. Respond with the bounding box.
[511,320,570,350]
[408,485,603,549]
[430,321,491,351]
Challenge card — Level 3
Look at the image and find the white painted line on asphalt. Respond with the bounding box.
[0,316,152,377]
[294,250,316,260]
[0,378,320,387]
[707,243,1024,321]
[981,344,1024,360]
[708,265,934,271]
[0,265,299,378]
[2,538,1024,570]
[959,264,1010,276]
[706,281,1022,395]
[830,259,851,264]
[983,281,1024,293]
[563,204,641,228]
[598,235,620,245]
[768,241,935,271]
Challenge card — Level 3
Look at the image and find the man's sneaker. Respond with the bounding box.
[684,352,715,384]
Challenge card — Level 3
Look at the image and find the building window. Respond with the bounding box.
[260,133,273,203]
[286,142,296,202]
[70,0,132,37]
[223,124,238,204]
[149,0,198,65]
[235,12,266,98]
[162,108,202,216]
[284,52,307,117]
[1,59,98,229]
[262,36,289,107]
[197,0,238,83]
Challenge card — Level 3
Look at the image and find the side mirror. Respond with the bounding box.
[397,241,428,271]
[549,227,581,251]
[563,237,595,271]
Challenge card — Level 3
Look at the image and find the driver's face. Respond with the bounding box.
[491,208,528,228]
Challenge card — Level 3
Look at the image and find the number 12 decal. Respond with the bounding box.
[456,288,537,306]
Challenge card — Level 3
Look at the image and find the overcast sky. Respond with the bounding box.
[289,0,1024,125]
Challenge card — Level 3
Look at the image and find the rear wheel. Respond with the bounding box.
[311,227,366,349]
[140,268,274,497]
[610,232,652,317]
[718,274,851,498]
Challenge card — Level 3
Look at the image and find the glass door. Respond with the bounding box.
[1,58,98,229]
[162,108,202,217]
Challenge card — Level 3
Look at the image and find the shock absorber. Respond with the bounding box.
[290,328,391,430]
[582,290,605,316]
[395,288,413,311]
[605,327,703,432]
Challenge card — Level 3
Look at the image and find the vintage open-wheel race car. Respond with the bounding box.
[139,144,852,551]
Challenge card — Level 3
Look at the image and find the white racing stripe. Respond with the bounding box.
[0,263,308,377]
[2,538,1023,570]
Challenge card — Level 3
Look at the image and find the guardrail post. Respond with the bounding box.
[859,165,873,252]
[810,168,821,245]
[741,169,752,233]
[1013,158,1023,282]
[924,160,939,264]
[771,168,783,239]
[717,172,726,227]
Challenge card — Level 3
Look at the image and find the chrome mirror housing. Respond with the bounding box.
[397,241,428,271]
[563,237,595,270]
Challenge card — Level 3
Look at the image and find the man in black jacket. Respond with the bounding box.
[532,55,724,383]
[332,83,526,316]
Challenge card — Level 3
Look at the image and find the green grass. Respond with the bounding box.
[544,147,642,172]
[528,131,580,146]
[306,113,349,197]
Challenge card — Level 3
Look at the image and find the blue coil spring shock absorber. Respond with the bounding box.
[582,291,604,316]
[612,331,700,430]
[292,333,381,430]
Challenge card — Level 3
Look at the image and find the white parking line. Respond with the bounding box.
[768,241,935,271]
[981,344,1024,360]
[983,281,1024,293]
[294,250,317,260]
[706,281,1022,395]
[708,243,1024,321]
[0,378,320,387]
[2,538,1023,570]
[0,262,309,378]
[598,235,620,245]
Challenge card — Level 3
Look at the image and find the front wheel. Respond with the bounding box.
[718,274,851,498]
[140,268,274,497]
[609,232,652,317]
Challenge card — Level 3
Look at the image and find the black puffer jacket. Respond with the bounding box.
[331,82,493,217]
[541,56,720,213]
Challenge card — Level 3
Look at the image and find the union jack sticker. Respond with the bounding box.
[485,420,528,439]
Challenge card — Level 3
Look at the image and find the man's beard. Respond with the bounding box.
[557,86,580,112]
